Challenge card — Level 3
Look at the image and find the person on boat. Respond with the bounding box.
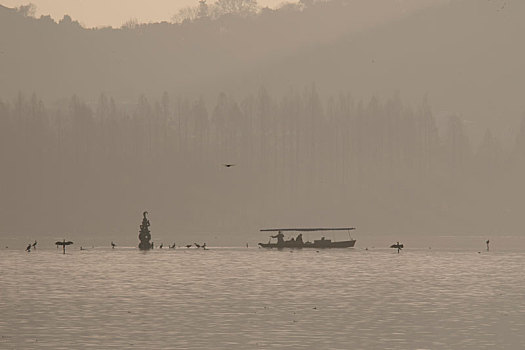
[271,231,285,244]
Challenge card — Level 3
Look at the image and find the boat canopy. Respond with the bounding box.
[260,228,355,232]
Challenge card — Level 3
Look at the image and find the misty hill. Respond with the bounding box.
[249,0,525,143]
[1,1,434,101]
[2,1,524,140]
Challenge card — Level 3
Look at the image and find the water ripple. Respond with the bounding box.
[1,248,524,349]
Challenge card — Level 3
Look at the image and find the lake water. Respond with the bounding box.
[1,240,525,349]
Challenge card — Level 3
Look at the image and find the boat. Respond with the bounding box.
[258,228,356,249]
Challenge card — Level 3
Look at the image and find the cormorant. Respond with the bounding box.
[55,239,74,254]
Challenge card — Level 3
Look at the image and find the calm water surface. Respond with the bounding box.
[1,245,525,349]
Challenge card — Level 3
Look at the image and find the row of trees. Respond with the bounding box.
[1,89,524,236]
[171,0,323,23]
[2,89,520,181]
[173,0,259,23]
[3,88,525,184]
[12,0,302,26]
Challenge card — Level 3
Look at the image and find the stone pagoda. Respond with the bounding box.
[138,211,152,250]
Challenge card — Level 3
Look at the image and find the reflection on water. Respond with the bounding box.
[1,247,525,349]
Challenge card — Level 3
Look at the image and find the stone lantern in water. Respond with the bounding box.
[138,211,152,250]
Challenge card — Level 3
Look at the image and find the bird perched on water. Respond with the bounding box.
[390,242,404,253]
[194,243,201,248]
[185,244,192,248]
[26,244,31,252]
[223,164,235,168]
[111,241,116,249]
[55,239,74,254]
[32,240,37,249]
[170,243,176,249]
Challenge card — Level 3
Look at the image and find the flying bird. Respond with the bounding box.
[185,244,192,248]
[223,164,236,167]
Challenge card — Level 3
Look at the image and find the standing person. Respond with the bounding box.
[271,231,284,244]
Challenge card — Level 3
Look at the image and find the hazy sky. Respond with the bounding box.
[2,0,293,27]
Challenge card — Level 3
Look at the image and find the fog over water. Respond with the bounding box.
[1,0,525,246]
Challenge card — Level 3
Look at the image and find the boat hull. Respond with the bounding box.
[258,240,356,249]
